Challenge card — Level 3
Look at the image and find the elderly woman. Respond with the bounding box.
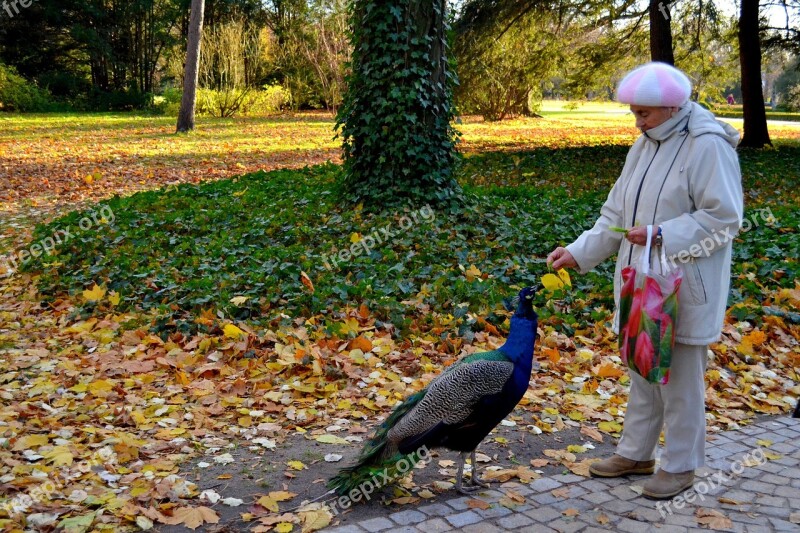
[547,62,743,499]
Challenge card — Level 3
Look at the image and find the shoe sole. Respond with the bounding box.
[642,480,695,499]
[589,466,655,478]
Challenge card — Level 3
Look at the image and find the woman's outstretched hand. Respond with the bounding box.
[625,226,649,246]
[547,247,577,271]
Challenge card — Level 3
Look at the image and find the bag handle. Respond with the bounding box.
[640,224,653,275]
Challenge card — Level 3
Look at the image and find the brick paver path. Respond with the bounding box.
[326,416,800,532]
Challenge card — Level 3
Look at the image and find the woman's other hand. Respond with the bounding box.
[546,247,578,271]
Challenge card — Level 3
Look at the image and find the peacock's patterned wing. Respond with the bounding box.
[436,349,509,377]
[387,359,514,444]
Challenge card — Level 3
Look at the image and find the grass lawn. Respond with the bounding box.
[0,108,798,531]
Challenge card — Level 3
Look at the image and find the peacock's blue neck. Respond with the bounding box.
[498,316,537,364]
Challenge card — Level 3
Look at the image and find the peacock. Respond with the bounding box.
[328,286,539,497]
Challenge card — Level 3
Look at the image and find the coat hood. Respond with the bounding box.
[686,101,740,149]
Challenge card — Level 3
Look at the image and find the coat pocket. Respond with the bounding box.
[683,259,708,306]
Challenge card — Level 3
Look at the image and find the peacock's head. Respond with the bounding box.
[511,286,538,322]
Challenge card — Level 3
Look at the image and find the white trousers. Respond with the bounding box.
[616,342,708,473]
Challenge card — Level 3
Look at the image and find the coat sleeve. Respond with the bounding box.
[565,175,626,274]
[659,135,744,260]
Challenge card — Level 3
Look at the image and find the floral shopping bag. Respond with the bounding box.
[618,225,682,384]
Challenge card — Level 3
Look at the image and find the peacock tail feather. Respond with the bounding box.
[327,389,428,495]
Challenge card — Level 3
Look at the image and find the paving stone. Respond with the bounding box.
[327,525,367,533]
[598,498,637,514]
[721,441,752,454]
[739,426,766,436]
[442,496,472,511]
[774,427,800,438]
[614,517,653,533]
[749,460,785,474]
[770,442,797,453]
[757,432,788,443]
[760,474,790,485]
[740,480,776,494]
[444,510,482,528]
[664,512,699,528]
[496,513,535,529]
[625,506,664,522]
[499,481,534,495]
[360,517,396,532]
[460,523,503,533]
[708,434,733,445]
[478,489,504,502]
[529,477,563,492]
[581,491,615,505]
[608,484,639,501]
[757,505,792,519]
[755,494,787,507]
[385,527,418,533]
[550,499,594,513]
[707,447,732,459]
[525,506,566,523]
[579,480,613,493]
[726,511,771,526]
[475,503,513,519]
[415,518,452,532]
[769,516,800,531]
[389,510,427,526]
[772,456,799,467]
[555,474,585,484]
[530,492,560,505]
[417,503,452,516]
[546,518,587,533]
[744,526,776,533]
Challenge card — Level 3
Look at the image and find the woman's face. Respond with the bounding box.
[629,105,677,132]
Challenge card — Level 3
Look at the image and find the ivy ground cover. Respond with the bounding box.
[0,107,798,530]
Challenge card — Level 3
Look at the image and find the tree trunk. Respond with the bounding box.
[336,0,461,208]
[177,0,205,133]
[738,0,771,148]
[649,0,675,64]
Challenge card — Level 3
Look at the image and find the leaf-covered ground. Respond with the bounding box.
[0,105,799,531]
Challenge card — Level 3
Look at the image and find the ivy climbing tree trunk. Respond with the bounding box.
[336,0,462,209]
[649,0,675,64]
[738,0,771,148]
[176,0,205,133]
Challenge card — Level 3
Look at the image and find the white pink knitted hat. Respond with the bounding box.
[616,62,691,107]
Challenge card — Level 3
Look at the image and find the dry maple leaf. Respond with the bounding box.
[162,506,220,530]
[695,508,733,530]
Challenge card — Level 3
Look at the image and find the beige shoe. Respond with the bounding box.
[589,454,656,478]
[642,469,695,499]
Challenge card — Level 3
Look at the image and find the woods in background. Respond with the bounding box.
[0,0,798,120]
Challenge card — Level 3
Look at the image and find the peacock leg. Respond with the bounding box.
[468,450,490,488]
[456,451,480,494]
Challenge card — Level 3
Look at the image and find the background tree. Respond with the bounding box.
[177,0,205,132]
[739,0,772,147]
[336,0,462,208]
[649,0,675,63]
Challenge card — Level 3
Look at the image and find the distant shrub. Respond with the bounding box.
[0,63,54,112]
[151,87,183,116]
[194,85,290,117]
[84,87,151,111]
[786,84,800,112]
